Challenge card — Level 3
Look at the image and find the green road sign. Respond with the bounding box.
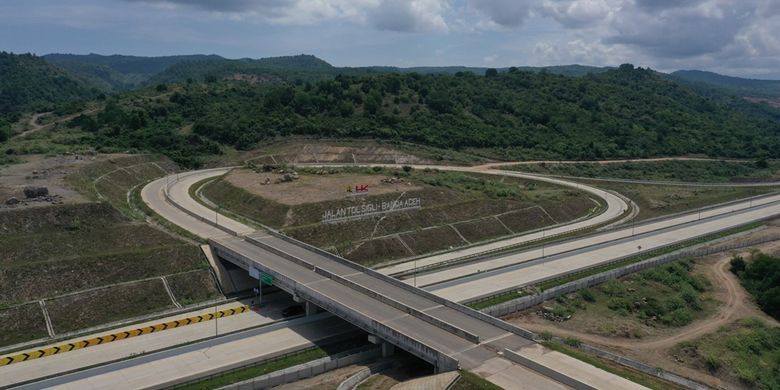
[260,272,274,286]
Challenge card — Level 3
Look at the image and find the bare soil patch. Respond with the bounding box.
[225,169,421,206]
[240,141,435,166]
[0,154,104,209]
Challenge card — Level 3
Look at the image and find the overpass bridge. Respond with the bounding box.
[209,230,535,371]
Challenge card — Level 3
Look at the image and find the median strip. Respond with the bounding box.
[0,305,249,367]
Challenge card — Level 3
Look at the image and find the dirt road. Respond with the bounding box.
[14,108,100,139]
[509,240,780,387]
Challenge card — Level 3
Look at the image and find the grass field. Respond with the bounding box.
[506,159,780,183]
[202,167,597,265]
[672,318,779,389]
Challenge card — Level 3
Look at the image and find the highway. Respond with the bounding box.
[11,161,771,389]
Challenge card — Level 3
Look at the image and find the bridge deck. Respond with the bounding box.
[210,232,534,370]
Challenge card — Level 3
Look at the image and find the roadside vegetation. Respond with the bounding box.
[517,260,713,339]
[730,251,780,320]
[506,159,780,183]
[201,166,596,266]
[672,318,779,389]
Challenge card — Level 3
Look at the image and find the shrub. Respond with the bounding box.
[704,353,721,372]
[579,289,596,302]
[730,255,746,274]
[563,337,581,347]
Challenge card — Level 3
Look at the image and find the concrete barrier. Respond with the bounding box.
[219,346,381,390]
[337,360,396,390]
[502,348,596,390]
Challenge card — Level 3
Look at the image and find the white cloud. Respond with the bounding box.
[368,0,449,32]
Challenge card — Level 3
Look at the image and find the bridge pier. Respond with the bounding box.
[367,335,395,358]
[305,301,319,316]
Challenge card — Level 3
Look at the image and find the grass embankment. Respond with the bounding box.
[0,303,49,346]
[541,341,687,390]
[64,154,178,219]
[673,318,779,389]
[202,166,596,266]
[0,202,219,345]
[508,159,780,183]
[174,339,368,390]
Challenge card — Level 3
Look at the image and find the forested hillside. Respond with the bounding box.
[671,70,780,98]
[0,52,97,117]
[66,63,780,166]
[43,53,222,91]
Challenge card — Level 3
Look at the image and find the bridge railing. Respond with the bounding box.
[263,229,538,341]
[246,234,480,344]
[209,239,460,372]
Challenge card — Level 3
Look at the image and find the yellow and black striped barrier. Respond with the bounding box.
[0,305,249,367]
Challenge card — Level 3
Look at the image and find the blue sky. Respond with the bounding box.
[1,0,779,78]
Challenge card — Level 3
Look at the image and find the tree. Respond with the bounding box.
[485,68,498,77]
[0,119,11,142]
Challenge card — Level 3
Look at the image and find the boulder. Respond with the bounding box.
[5,197,19,205]
[23,186,49,198]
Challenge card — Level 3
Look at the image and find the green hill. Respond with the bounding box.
[43,53,223,91]
[670,70,780,98]
[0,52,98,116]
[67,63,780,166]
[146,54,339,85]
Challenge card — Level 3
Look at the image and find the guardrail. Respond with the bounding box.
[476,232,780,318]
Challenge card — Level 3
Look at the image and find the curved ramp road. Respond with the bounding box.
[413,192,780,289]
[375,165,629,275]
